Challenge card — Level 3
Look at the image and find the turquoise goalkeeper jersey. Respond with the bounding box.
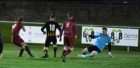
[94,33,111,51]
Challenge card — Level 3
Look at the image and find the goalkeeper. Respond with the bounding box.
[78,27,113,58]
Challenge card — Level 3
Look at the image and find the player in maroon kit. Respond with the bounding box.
[12,18,34,57]
[60,13,77,62]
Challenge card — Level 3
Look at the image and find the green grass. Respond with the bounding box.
[0,43,140,68]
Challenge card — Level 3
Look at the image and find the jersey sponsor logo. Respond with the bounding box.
[66,22,70,28]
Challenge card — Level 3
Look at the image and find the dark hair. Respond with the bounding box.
[18,18,23,22]
[67,12,73,18]
[50,14,56,18]
[102,27,107,31]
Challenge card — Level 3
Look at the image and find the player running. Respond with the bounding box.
[0,32,3,58]
[78,27,113,58]
[60,13,77,62]
[12,18,34,57]
[41,14,61,58]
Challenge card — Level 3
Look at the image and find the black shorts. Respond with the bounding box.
[45,36,57,47]
[87,45,101,53]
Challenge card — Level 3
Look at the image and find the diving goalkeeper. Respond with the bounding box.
[78,27,113,58]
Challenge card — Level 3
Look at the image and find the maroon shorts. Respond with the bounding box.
[13,35,24,47]
[64,36,74,47]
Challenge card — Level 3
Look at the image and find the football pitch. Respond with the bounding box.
[0,43,140,68]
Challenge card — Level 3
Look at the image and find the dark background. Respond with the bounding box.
[0,0,140,26]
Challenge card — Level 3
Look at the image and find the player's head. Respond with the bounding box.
[102,27,107,35]
[18,17,24,23]
[50,14,56,21]
[67,12,74,19]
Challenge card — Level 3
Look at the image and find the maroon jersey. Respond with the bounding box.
[12,21,24,46]
[61,19,77,38]
[13,21,23,36]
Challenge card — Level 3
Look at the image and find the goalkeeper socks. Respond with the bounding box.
[54,47,57,57]
[19,48,24,57]
[25,46,34,57]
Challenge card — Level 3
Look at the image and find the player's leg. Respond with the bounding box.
[78,45,99,58]
[53,37,57,58]
[53,45,57,58]
[62,47,73,62]
[62,46,68,57]
[42,46,49,58]
[78,51,98,58]
[64,37,74,56]
[13,37,25,57]
[62,46,68,62]
[0,33,3,58]
[62,36,69,57]
[42,38,50,58]
[62,37,74,62]
[66,46,73,56]
[81,48,88,55]
[21,42,34,57]
[19,47,24,57]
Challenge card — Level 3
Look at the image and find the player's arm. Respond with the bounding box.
[21,23,26,32]
[56,23,62,41]
[60,22,65,37]
[59,22,65,41]
[89,34,99,39]
[89,35,95,39]
[56,23,61,35]
[41,23,47,34]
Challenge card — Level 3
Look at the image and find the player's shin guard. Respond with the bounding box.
[25,46,34,57]
[53,47,57,57]
[19,48,24,57]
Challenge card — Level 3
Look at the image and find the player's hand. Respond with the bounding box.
[108,52,113,58]
[43,32,46,34]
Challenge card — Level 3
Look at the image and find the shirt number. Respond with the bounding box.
[49,24,55,31]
